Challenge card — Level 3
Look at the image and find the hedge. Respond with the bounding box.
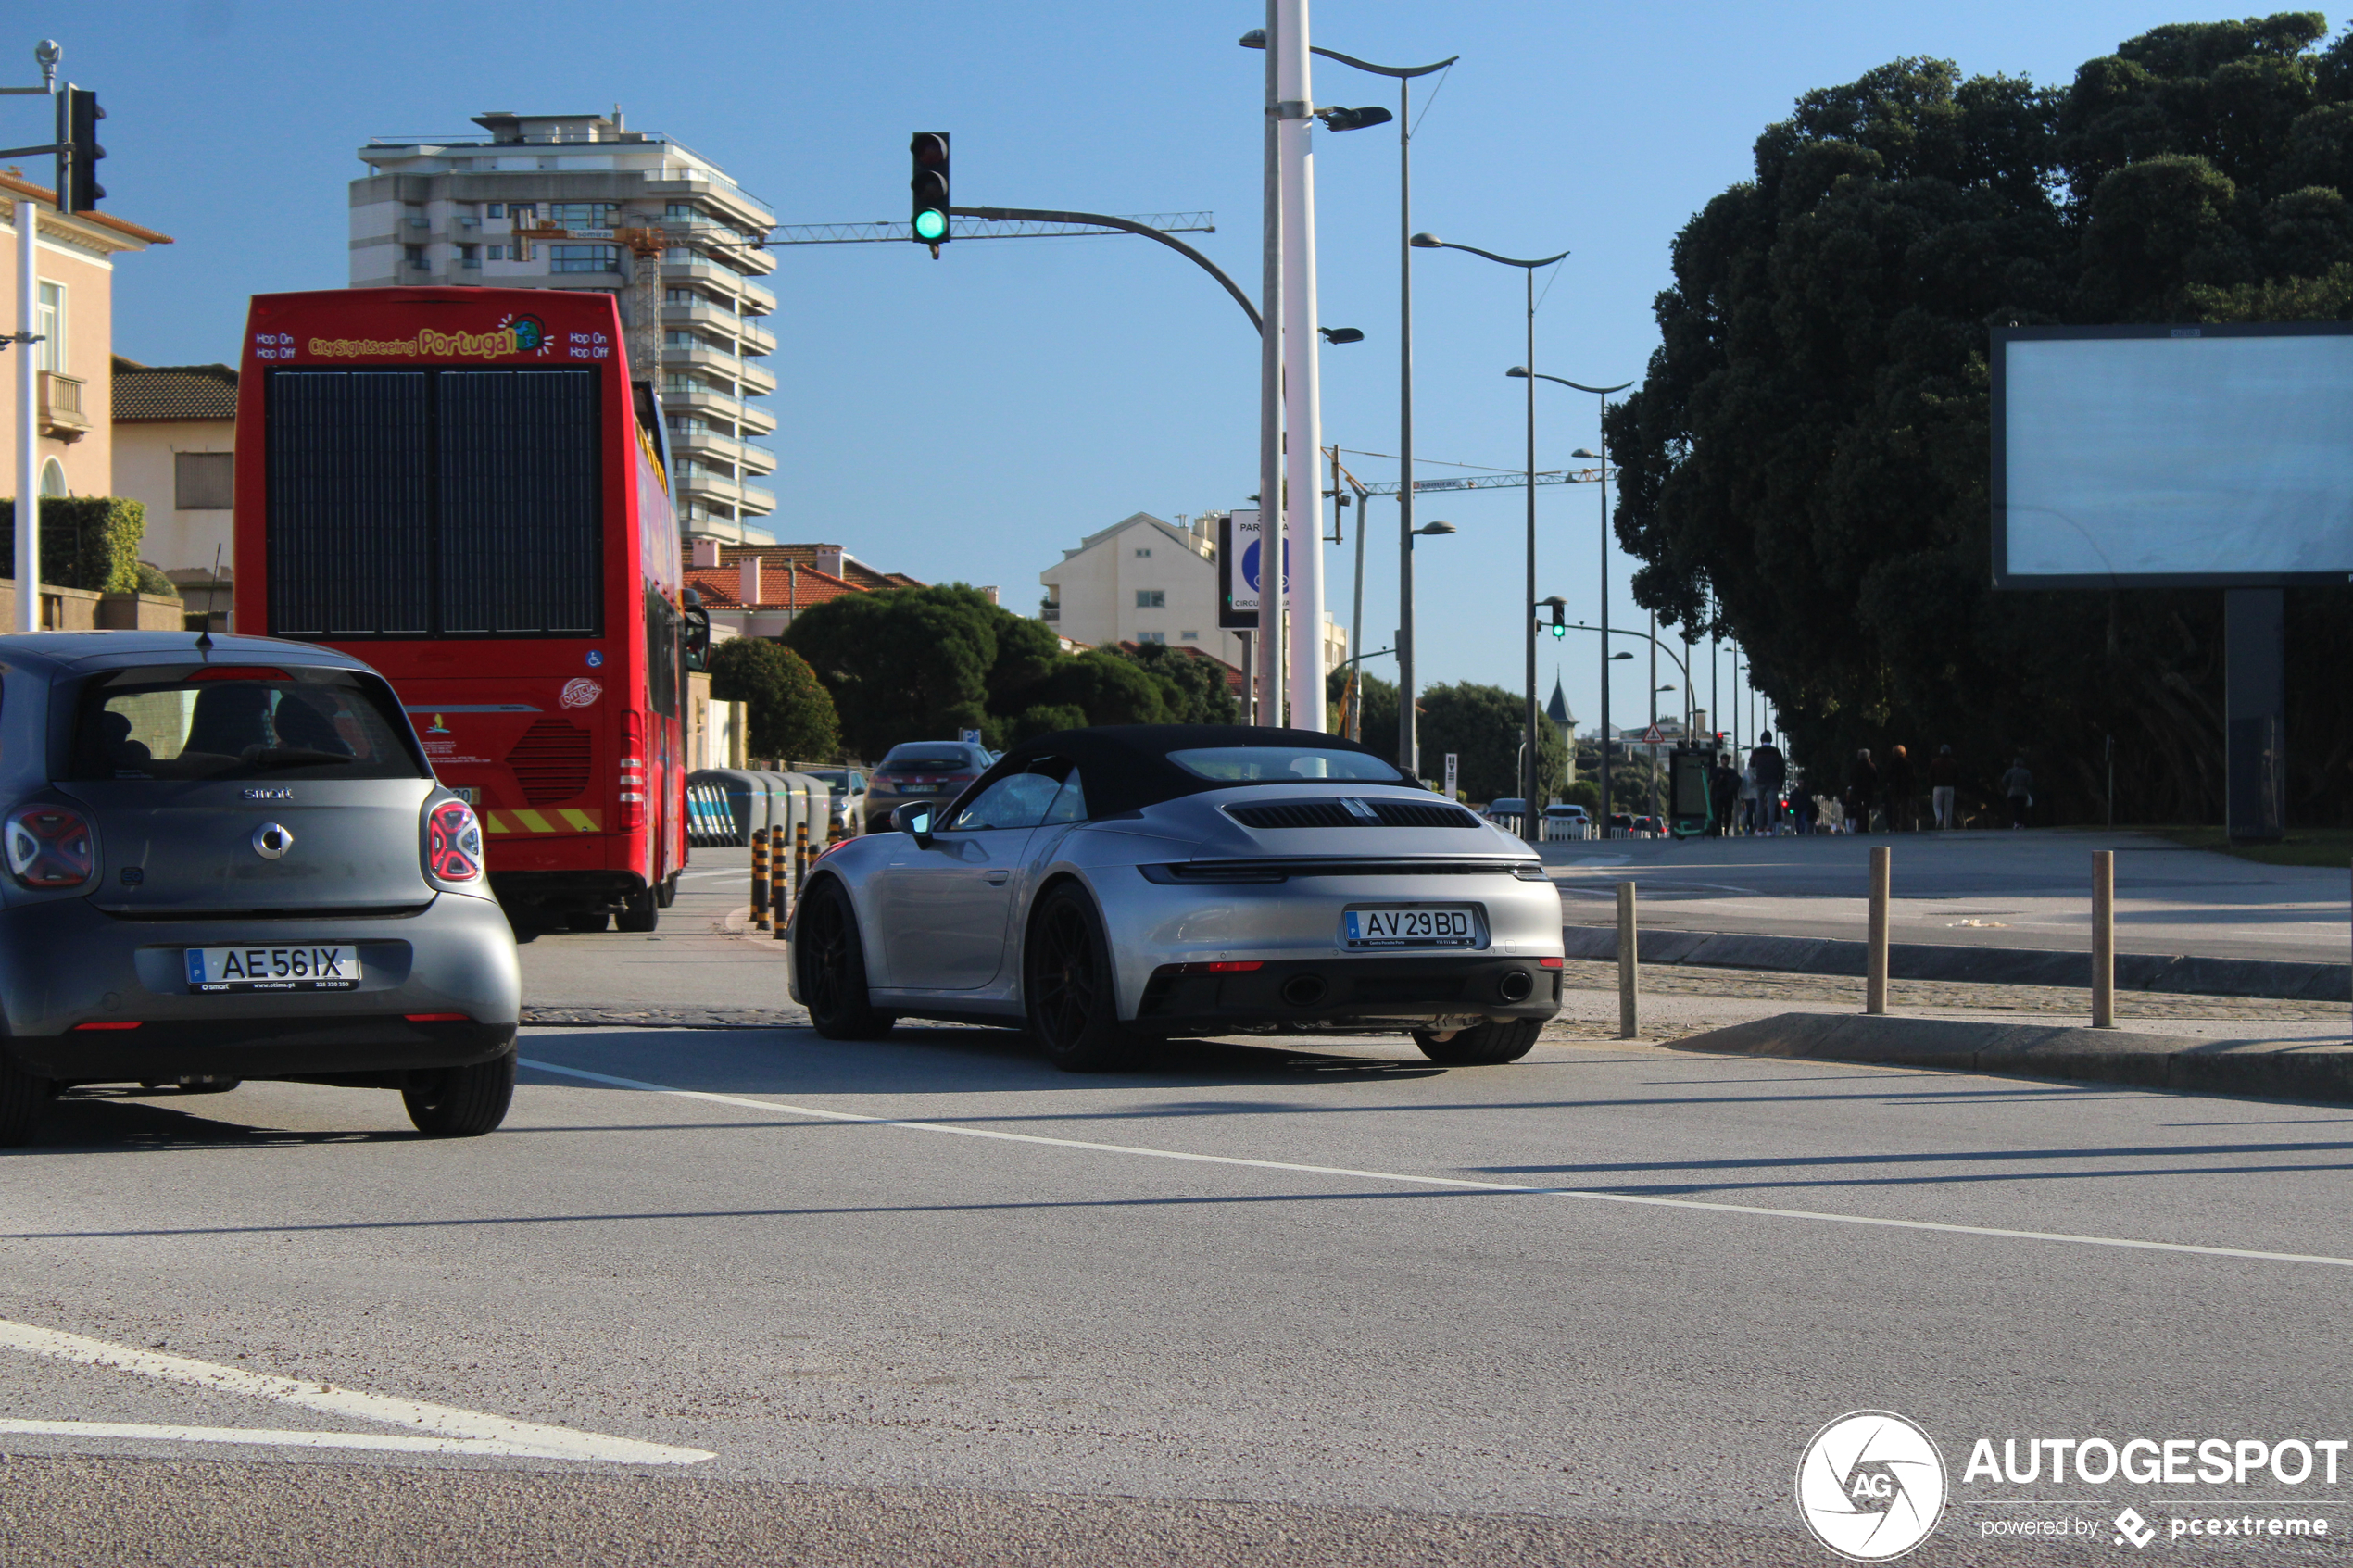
[0,496,147,595]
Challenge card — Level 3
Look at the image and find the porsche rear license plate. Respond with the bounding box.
[1342,906,1479,949]
[185,945,361,993]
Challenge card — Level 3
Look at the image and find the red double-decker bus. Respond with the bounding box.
[233,287,687,931]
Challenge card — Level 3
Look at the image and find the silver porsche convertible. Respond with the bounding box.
[786,725,1565,1070]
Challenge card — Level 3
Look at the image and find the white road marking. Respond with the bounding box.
[521,1058,2353,1273]
[677,868,751,879]
[0,1319,713,1465]
[0,1420,587,1460]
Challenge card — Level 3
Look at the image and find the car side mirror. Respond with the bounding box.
[891,801,935,845]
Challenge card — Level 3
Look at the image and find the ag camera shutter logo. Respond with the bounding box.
[1795,1411,1947,1561]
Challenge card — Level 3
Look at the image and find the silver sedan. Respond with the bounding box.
[787,726,1564,1070]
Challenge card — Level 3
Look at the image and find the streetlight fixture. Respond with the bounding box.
[1317,325,1364,345]
[1246,28,1456,770]
[1510,370,1632,832]
[1416,234,1570,843]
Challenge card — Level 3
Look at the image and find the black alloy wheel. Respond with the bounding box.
[797,880,895,1041]
[1411,1017,1542,1066]
[402,1047,517,1136]
[1024,885,1142,1073]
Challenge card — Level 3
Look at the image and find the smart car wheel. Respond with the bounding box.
[1412,1018,1541,1066]
[0,1055,51,1148]
[798,880,895,1041]
[1024,886,1142,1073]
[402,1047,516,1136]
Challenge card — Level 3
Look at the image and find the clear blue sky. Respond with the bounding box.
[57,0,2296,738]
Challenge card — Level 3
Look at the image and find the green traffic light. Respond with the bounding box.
[913,208,949,241]
[1550,623,1566,639]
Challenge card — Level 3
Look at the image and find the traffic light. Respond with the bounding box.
[909,132,950,245]
[1539,595,1567,638]
[62,88,104,213]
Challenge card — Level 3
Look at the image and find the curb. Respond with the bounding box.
[1667,1011,2353,1101]
[1561,924,2351,1002]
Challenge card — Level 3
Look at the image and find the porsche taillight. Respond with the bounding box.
[6,804,94,889]
[618,713,646,831]
[426,798,484,883]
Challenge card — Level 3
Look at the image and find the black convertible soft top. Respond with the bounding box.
[970,724,1409,819]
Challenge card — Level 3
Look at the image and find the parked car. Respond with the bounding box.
[802,767,868,838]
[1541,803,1592,839]
[1483,797,1530,824]
[862,741,994,833]
[789,725,1565,1071]
[0,633,522,1148]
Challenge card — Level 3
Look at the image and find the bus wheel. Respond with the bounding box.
[617,885,660,933]
[655,874,677,909]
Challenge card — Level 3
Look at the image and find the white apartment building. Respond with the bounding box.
[349,110,779,543]
[1039,511,1345,679]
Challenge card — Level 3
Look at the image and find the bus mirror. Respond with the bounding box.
[683,603,711,671]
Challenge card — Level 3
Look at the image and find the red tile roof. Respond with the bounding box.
[683,541,917,594]
[0,172,172,244]
[112,358,237,421]
[686,561,867,611]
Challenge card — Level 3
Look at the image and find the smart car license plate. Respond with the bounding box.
[185,946,361,992]
[447,787,480,805]
[1342,907,1479,949]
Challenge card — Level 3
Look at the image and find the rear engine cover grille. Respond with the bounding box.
[506,720,592,805]
[1226,797,1482,830]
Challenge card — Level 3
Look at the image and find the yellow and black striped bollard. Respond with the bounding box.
[751,827,771,932]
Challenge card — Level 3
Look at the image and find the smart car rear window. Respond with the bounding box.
[66,665,429,782]
[1168,746,1409,784]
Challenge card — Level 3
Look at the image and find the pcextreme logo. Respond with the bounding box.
[1795,1411,1948,1562]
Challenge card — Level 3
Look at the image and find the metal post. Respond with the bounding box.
[1648,608,1660,828]
[1277,0,1325,733]
[1396,70,1416,772]
[1617,880,1638,1039]
[1521,267,1540,843]
[2091,849,2115,1028]
[1239,630,1254,724]
[1867,845,1890,1014]
[786,815,808,938]
[1257,0,1285,729]
[1596,410,1611,835]
[1343,454,1367,742]
[14,196,35,633]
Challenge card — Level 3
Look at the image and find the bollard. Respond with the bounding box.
[2092,849,2115,1028]
[1866,845,1890,1014]
[784,817,808,938]
[1617,881,1639,1040]
[751,827,771,932]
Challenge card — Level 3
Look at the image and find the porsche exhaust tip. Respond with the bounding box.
[1278,973,1329,1008]
[1495,970,1535,1003]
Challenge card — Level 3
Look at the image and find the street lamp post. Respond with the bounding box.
[1415,234,1570,843]
[1246,31,1453,767]
[1509,370,1632,834]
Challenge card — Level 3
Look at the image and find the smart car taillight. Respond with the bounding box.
[426,798,484,883]
[6,804,94,889]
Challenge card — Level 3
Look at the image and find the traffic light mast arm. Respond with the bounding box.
[954,206,1262,333]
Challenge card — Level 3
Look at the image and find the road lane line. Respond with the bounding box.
[520,1058,2353,1273]
[0,1319,713,1465]
[0,1421,583,1459]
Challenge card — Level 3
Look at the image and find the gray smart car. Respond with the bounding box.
[0,633,522,1148]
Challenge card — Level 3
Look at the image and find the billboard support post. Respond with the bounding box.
[2225,587,2285,843]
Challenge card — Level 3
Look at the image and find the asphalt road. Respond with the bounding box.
[4,858,2352,1564]
[1545,829,2352,966]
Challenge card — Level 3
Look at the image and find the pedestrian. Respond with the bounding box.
[1930,744,1960,830]
[1750,730,1787,835]
[2000,756,2033,829]
[1738,760,1757,834]
[1794,787,1819,834]
[1711,755,1741,836]
[1848,747,1880,834]
[1883,744,1916,833]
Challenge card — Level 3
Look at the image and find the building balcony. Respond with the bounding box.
[676,470,743,507]
[659,382,743,421]
[1038,599,1061,622]
[734,400,777,436]
[642,172,775,232]
[658,259,776,314]
[38,372,91,440]
[734,359,777,396]
[668,427,749,466]
[734,320,776,358]
[736,441,776,478]
[737,482,777,517]
[661,299,744,332]
[664,344,747,382]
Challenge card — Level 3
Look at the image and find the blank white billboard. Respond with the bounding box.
[1994,325,2353,586]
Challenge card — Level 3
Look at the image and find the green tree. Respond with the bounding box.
[783,584,1009,758]
[1110,641,1238,723]
[1415,683,1568,803]
[1010,649,1171,729]
[1605,17,2353,825]
[708,637,841,763]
